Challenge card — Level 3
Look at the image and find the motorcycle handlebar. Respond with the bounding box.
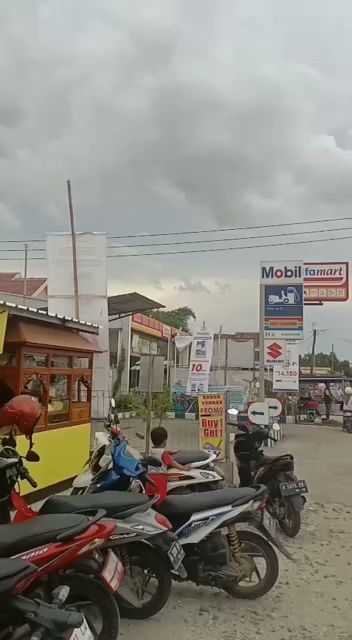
[21,465,38,489]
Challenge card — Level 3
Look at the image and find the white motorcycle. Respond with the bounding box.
[72,402,223,495]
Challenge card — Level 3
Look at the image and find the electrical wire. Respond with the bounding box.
[107,232,352,258]
[108,215,352,240]
[108,225,352,250]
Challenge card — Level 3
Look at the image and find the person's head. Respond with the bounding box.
[151,426,168,448]
[345,386,352,396]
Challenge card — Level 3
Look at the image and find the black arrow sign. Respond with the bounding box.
[250,410,265,416]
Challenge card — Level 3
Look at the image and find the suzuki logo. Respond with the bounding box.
[267,342,283,361]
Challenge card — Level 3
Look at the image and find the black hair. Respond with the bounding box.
[151,426,168,447]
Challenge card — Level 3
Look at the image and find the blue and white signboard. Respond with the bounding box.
[264,284,304,340]
[261,261,304,341]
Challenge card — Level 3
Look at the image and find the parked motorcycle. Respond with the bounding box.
[230,408,308,537]
[72,419,223,496]
[0,557,86,639]
[0,489,121,639]
[0,445,183,621]
[152,483,293,599]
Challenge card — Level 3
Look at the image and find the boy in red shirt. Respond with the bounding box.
[150,426,191,470]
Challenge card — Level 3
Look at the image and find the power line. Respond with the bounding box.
[0,248,46,253]
[108,224,352,250]
[107,232,352,258]
[0,239,44,244]
[108,215,352,240]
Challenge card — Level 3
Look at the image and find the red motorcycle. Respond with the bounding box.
[0,477,122,639]
[0,556,87,639]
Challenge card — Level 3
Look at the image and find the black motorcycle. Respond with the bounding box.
[233,421,308,537]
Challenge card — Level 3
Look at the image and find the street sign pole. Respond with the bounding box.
[259,282,265,401]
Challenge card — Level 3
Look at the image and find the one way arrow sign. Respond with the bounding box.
[248,402,269,425]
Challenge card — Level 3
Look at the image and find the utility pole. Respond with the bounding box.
[23,244,28,301]
[310,324,317,375]
[66,179,80,320]
[331,344,335,374]
[259,282,265,400]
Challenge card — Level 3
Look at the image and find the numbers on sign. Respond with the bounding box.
[192,363,203,372]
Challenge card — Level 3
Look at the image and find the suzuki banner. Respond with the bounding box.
[273,342,299,391]
[264,339,287,365]
[186,333,214,395]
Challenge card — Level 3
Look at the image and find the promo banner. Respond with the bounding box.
[273,343,299,391]
[186,333,214,395]
[264,284,304,340]
[198,394,225,458]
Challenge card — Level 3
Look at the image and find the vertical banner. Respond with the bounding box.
[273,342,299,391]
[198,394,225,458]
[186,333,214,394]
[0,310,8,355]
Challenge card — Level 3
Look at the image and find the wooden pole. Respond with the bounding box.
[23,244,28,300]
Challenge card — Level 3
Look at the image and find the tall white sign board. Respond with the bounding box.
[47,232,110,418]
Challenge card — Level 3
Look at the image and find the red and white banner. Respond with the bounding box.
[264,339,287,365]
[304,262,349,302]
[186,333,214,395]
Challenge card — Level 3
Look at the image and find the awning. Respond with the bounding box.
[5,319,99,352]
[108,292,164,320]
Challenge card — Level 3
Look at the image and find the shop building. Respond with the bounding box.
[0,300,99,495]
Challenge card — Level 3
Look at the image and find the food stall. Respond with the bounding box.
[0,300,99,495]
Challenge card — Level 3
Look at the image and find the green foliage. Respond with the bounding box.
[114,392,136,413]
[301,351,352,376]
[153,387,173,426]
[148,306,196,332]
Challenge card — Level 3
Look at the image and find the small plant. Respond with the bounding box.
[153,387,172,426]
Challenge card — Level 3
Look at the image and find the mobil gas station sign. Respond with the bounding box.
[304,262,349,302]
[261,261,304,340]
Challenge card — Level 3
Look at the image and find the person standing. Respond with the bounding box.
[323,383,333,420]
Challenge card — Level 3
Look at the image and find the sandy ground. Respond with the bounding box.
[120,423,352,640]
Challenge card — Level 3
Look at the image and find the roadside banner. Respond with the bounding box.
[304,262,349,302]
[0,311,8,355]
[264,339,287,365]
[186,333,214,395]
[198,394,225,458]
[273,342,299,391]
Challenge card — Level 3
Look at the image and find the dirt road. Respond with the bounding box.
[121,424,352,640]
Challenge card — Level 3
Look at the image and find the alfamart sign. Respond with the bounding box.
[304,262,349,302]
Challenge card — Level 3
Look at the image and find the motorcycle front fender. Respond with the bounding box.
[287,494,306,512]
[256,521,295,562]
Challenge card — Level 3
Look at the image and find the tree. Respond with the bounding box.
[148,306,196,332]
[301,351,352,377]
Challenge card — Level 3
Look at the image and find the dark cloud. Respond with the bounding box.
[1,0,352,352]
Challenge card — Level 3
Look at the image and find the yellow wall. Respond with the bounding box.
[17,423,91,494]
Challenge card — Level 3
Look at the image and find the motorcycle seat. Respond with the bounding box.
[173,450,211,465]
[0,513,89,557]
[40,491,151,519]
[0,557,35,594]
[157,486,260,520]
[260,454,293,466]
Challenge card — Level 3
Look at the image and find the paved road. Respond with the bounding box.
[119,421,352,640]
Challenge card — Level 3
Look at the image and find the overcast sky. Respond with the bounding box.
[2,1,352,357]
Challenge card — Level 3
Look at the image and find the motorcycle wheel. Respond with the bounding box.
[116,543,171,620]
[225,530,279,599]
[278,502,301,537]
[54,572,120,640]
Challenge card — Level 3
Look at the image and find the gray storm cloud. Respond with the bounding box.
[1,0,352,352]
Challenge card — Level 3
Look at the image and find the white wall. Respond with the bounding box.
[46,232,110,418]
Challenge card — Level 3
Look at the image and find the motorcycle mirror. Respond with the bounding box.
[227,408,239,417]
[110,398,116,409]
[26,449,40,462]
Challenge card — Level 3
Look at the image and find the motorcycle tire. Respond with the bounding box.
[116,543,171,620]
[225,530,279,600]
[53,572,120,640]
[278,501,301,538]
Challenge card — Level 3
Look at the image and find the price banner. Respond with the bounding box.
[186,333,214,395]
[198,394,225,459]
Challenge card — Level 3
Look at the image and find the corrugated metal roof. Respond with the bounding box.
[0,300,99,334]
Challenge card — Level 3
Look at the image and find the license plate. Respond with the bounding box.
[280,479,308,497]
[69,617,94,640]
[168,541,185,570]
[101,549,125,592]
